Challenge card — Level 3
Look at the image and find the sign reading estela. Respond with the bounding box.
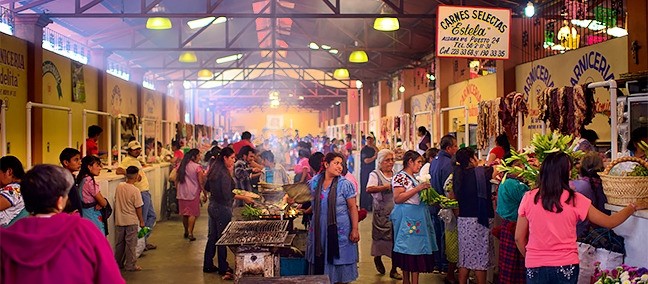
[437,6,511,59]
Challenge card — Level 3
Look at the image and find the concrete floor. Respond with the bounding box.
[123,208,447,284]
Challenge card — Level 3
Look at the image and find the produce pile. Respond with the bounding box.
[241,204,262,220]
[496,131,585,185]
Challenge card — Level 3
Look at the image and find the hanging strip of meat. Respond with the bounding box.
[573,85,587,134]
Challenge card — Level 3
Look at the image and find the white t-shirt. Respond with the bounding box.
[367,170,393,202]
[0,183,25,226]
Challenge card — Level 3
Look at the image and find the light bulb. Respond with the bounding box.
[525,2,535,18]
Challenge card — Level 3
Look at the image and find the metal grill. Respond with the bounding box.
[223,220,289,233]
[217,231,289,246]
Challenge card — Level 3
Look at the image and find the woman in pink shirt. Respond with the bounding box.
[176,149,205,241]
[515,152,647,284]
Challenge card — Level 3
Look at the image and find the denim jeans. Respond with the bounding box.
[203,203,232,274]
[141,191,157,228]
[526,265,579,284]
[431,213,447,269]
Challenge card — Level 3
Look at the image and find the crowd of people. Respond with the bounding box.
[1,125,648,284]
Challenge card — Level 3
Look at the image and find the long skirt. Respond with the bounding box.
[457,217,494,270]
[497,219,526,284]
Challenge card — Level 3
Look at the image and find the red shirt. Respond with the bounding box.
[489,146,505,159]
[232,139,255,155]
[84,138,98,156]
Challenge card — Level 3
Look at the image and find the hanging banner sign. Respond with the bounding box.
[436,5,511,59]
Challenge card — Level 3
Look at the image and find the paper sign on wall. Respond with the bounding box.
[437,5,511,59]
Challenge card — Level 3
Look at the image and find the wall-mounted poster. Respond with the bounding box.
[436,5,511,59]
[266,115,284,130]
[71,61,85,102]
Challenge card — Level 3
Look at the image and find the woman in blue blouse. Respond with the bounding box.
[307,152,360,284]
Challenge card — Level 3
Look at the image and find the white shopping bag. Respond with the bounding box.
[136,237,146,258]
[577,242,596,284]
[594,248,624,271]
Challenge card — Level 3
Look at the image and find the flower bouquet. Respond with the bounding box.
[496,131,584,185]
[593,262,648,284]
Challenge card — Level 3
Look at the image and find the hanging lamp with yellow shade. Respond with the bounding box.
[348,50,368,63]
[333,68,350,79]
[146,17,172,30]
[197,69,213,80]
[179,51,198,63]
[373,17,399,31]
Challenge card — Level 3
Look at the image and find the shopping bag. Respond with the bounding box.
[577,242,596,284]
[136,237,146,258]
[594,248,624,271]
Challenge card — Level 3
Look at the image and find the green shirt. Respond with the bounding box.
[496,177,529,222]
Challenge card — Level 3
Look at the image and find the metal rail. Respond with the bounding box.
[26,102,72,168]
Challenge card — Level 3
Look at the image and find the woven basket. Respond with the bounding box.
[600,156,648,206]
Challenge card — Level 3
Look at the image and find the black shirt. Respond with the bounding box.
[455,167,495,218]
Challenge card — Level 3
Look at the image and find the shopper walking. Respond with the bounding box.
[360,135,378,211]
[391,150,437,284]
[176,149,205,241]
[307,152,359,284]
[366,149,401,279]
[516,152,647,284]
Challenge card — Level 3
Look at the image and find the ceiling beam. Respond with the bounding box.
[14,0,55,12]
[36,12,438,19]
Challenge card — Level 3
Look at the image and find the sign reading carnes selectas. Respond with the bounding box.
[436,6,511,59]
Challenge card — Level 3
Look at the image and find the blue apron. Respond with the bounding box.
[391,202,437,255]
[82,207,105,234]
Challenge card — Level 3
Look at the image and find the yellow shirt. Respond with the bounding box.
[120,156,150,192]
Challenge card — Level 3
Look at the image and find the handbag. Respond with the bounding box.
[169,167,178,182]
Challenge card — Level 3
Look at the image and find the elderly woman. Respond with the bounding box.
[0,165,124,283]
[391,150,437,284]
[366,149,401,279]
[307,152,359,284]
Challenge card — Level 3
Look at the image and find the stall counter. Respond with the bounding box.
[95,162,171,250]
[605,204,648,267]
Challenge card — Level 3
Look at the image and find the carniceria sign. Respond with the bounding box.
[437,6,511,59]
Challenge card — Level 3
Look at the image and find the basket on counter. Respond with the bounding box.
[600,156,648,206]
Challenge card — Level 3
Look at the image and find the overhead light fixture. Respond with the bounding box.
[288,93,294,97]
[333,68,350,79]
[270,99,280,108]
[524,2,535,18]
[329,49,339,54]
[216,53,243,64]
[607,27,628,37]
[197,69,213,80]
[398,85,405,93]
[355,80,363,89]
[309,42,319,50]
[146,17,172,30]
[349,50,368,63]
[373,17,400,31]
[426,73,436,81]
[269,90,279,100]
[298,96,304,100]
[320,44,331,50]
[187,16,227,29]
[179,51,197,63]
[335,101,341,106]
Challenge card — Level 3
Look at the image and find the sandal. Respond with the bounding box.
[188,235,196,241]
[126,266,142,272]
[390,271,403,280]
[221,272,234,281]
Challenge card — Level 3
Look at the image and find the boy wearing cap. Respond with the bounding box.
[114,166,145,271]
[116,141,157,250]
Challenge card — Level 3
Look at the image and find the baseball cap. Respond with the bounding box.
[127,141,142,150]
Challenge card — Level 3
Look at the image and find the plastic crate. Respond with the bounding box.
[280,257,308,276]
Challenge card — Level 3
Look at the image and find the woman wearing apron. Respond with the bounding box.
[391,150,437,284]
[366,149,401,279]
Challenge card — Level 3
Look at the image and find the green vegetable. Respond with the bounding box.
[241,204,261,219]
[628,165,648,177]
[420,187,458,208]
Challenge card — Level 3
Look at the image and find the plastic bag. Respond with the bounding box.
[594,248,624,271]
[136,237,146,258]
[577,242,596,284]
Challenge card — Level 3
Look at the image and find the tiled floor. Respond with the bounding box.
[122,208,447,283]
